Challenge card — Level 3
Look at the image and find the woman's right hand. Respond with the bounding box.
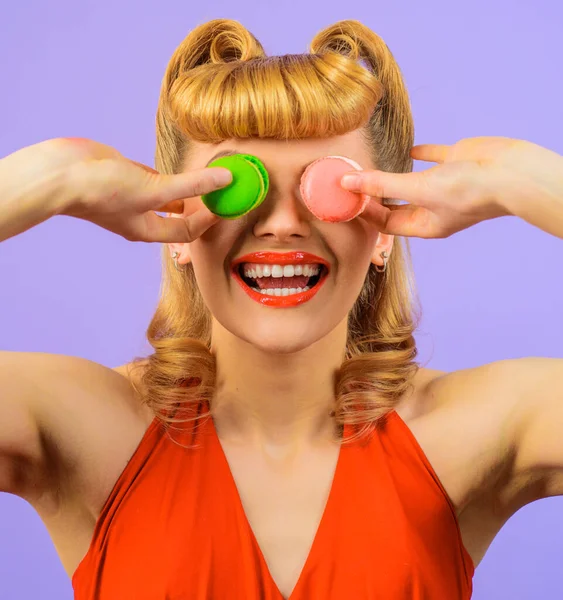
[60,138,233,242]
[1,137,232,243]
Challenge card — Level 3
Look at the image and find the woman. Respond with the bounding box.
[1,18,562,600]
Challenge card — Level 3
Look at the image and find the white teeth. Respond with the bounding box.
[242,263,321,278]
[257,287,311,296]
[304,265,320,277]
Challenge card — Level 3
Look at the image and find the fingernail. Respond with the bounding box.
[341,174,361,190]
[213,168,233,186]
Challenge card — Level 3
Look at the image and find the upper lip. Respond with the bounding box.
[232,251,330,269]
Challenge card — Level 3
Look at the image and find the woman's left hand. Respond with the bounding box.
[342,136,563,239]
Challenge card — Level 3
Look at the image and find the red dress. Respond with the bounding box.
[72,405,474,599]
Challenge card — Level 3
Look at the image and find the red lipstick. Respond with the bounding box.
[231,251,330,308]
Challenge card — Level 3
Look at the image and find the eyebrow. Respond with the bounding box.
[205,149,240,166]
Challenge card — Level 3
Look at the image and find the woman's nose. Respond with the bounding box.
[251,186,312,242]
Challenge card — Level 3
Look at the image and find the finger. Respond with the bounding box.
[410,144,450,164]
[131,160,160,174]
[359,199,417,233]
[142,206,220,243]
[361,200,437,238]
[342,170,430,205]
[156,198,185,214]
[139,167,233,210]
[359,199,394,229]
[381,205,440,238]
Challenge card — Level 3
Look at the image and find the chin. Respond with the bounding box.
[214,312,338,356]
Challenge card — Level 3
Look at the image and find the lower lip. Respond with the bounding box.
[231,266,329,308]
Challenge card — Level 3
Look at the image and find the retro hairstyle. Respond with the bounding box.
[129,19,421,441]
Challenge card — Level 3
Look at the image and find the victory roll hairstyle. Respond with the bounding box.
[129,19,421,442]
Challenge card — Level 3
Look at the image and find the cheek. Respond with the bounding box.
[331,222,378,292]
[198,219,240,245]
[337,221,378,263]
[188,222,243,284]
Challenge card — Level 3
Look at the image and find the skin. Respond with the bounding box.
[169,131,393,444]
[1,132,562,599]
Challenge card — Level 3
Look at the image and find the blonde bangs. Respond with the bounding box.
[166,52,384,142]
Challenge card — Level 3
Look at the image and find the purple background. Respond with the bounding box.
[1,0,562,598]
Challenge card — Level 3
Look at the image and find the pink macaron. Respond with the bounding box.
[300,156,371,222]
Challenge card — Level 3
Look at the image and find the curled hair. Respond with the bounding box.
[130,19,421,442]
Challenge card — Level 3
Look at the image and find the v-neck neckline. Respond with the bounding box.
[206,414,349,600]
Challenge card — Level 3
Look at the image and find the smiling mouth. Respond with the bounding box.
[231,257,330,307]
[238,263,326,296]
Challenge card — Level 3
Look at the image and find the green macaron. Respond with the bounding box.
[201,154,270,219]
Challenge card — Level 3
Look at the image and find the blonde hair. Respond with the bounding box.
[130,19,421,441]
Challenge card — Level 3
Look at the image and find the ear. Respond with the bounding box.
[167,212,192,266]
[371,233,394,268]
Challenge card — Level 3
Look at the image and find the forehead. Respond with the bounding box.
[184,129,374,172]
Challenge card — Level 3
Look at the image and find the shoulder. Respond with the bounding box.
[1,352,148,438]
[418,358,563,507]
[413,359,533,463]
[41,355,150,429]
[393,365,447,420]
[412,359,534,420]
[33,356,151,504]
[0,351,151,510]
[111,359,153,419]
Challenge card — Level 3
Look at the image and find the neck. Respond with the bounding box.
[209,318,348,445]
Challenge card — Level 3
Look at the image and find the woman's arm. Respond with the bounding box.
[0,136,230,501]
[341,135,563,504]
[0,140,70,242]
[341,136,563,240]
[0,136,230,243]
[497,142,563,239]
